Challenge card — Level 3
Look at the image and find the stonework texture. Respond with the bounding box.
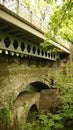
[0,54,62,124]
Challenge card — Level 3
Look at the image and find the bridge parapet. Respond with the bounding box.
[0,31,58,60]
[0,0,47,31]
[0,0,71,54]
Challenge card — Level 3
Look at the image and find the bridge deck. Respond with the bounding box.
[0,4,45,43]
[0,2,70,55]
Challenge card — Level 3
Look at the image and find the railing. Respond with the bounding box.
[0,0,70,52]
[0,31,57,60]
[0,0,48,31]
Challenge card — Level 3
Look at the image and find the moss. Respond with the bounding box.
[0,107,10,129]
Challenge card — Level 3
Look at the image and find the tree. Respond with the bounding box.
[45,0,73,44]
[22,0,51,21]
[22,0,31,9]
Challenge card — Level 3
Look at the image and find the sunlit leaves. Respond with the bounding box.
[22,0,50,20]
[46,0,73,44]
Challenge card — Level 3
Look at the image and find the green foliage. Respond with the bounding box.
[54,63,73,128]
[22,0,31,9]
[22,0,49,20]
[20,63,73,130]
[20,123,33,130]
[8,96,14,110]
[37,112,63,130]
[0,64,73,130]
[42,0,73,53]
[0,107,10,128]
[46,0,73,44]
[20,112,63,130]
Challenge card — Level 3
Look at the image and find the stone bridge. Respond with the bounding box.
[0,54,61,125]
[0,0,71,126]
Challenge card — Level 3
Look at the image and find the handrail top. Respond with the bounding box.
[0,4,45,35]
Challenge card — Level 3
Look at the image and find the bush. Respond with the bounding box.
[0,107,10,130]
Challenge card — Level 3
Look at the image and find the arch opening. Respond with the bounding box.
[29,81,49,92]
[21,42,25,51]
[4,37,10,48]
[26,104,38,123]
[13,40,18,50]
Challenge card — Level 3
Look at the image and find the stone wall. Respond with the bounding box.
[39,89,62,112]
[0,53,64,125]
[0,54,50,106]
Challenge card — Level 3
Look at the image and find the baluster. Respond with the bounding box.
[30,11,32,23]
[2,0,5,6]
[17,0,21,15]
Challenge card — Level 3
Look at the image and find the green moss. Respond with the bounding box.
[0,107,10,129]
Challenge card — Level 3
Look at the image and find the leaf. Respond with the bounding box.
[53,114,62,121]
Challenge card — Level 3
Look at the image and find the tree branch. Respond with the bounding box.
[59,0,73,26]
[67,24,73,32]
[65,34,73,44]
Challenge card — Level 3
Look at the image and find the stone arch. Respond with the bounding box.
[13,80,49,102]
[27,81,49,92]
[13,90,40,125]
[11,81,50,125]
[26,104,38,123]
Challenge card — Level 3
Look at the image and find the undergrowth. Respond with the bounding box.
[0,63,73,130]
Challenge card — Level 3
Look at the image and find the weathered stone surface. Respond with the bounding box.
[13,92,40,124]
[39,89,61,112]
[0,54,51,107]
[0,54,63,125]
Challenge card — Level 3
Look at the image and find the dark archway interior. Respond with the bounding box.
[30,82,49,92]
[26,104,38,123]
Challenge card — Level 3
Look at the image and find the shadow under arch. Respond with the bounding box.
[26,104,38,123]
[12,81,49,124]
[13,89,40,125]
[13,81,50,102]
[28,81,49,92]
